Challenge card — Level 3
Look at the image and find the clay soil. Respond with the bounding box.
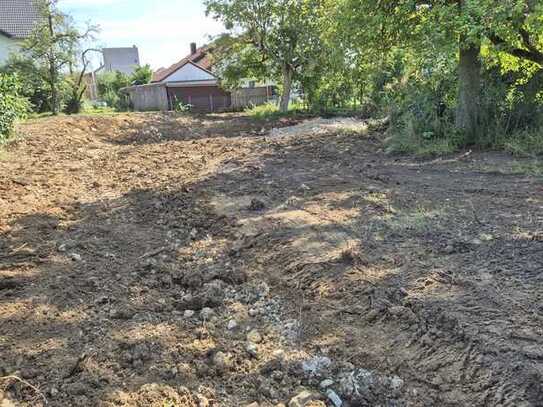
[0,112,542,406]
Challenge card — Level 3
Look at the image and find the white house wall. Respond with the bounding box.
[102,47,140,75]
[0,34,21,65]
[163,63,216,83]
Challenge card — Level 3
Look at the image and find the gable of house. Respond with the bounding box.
[152,45,215,83]
[162,61,216,83]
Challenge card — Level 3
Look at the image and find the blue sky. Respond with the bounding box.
[60,0,225,70]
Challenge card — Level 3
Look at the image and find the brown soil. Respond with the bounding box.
[0,112,542,407]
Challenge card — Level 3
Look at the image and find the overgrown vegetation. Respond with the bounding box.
[0,74,29,142]
[96,65,153,111]
[1,0,96,115]
[0,1,154,116]
[246,101,307,119]
[207,0,543,155]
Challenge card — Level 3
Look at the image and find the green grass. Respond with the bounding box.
[27,104,120,120]
[498,129,543,157]
[509,160,543,176]
[245,101,309,120]
[386,131,459,156]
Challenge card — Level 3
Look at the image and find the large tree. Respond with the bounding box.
[22,0,95,114]
[341,0,543,138]
[205,0,326,112]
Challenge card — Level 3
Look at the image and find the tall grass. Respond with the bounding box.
[246,101,307,120]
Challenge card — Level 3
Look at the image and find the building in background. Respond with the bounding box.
[123,42,275,112]
[102,46,140,75]
[84,46,141,101]
[0,0,40,65]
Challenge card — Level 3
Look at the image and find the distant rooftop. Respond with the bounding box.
[0,0,40,39]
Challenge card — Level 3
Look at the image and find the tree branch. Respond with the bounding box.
[488,32,543,66]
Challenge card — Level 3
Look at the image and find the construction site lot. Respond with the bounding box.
[0,112,542,407]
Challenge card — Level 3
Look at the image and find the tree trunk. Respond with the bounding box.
[47,13,59,115]
[455,42,481,141]
[279,64,293,113]
[49,60,58,115]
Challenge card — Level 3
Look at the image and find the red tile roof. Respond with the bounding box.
[151,45,215,83]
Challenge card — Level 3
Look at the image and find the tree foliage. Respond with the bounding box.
[131,64,153,85]
[21,0,96,115]
[0,56,51,113]
[205,0,327,112]
[95,66,153,111]
[206,0,543,148]
[0,74,29,142]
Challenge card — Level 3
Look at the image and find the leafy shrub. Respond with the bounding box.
[499,129,543,157]
[173,99,192,113]
[246,102,279,119]
[246,101,307,119]
[96,67,153,111]
[0,56,51,113]
[96,71,132,110]
[131,65,153,85]
[0,73,29,142]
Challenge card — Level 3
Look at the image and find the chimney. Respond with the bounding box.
[190,42,197,55]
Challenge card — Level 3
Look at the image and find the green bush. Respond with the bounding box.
[498,129,543,157]
[246,102,279,119]
[131,64,153,85]
[0,56,51,113]
[0,73,29,142]
[96,71,131,110]
[246,101,307,119]
[96,67,153,111]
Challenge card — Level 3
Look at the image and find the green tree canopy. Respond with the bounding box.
[205,0,327,112]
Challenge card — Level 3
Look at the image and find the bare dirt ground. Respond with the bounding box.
[0,112,542,407]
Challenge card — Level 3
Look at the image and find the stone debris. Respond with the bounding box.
[184,309,195,318]
[301,356,332,377]
[69,252,82,262]
[246,343,259,358]
[326,389,343,407]
[319,379,334,389]
[269,118,368,140]
[200,307,214,320]
[288,390,322,407]
[338,368,405,404]
[247,329,263,344]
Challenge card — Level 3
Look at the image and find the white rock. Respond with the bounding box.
[184,310,195,318]
[320,379,334,389]
[326,389,343,407]
[246,342,258,358]
[390,375,404,391]
[288,390,320,407]
[301,356,332,377]
[69,252,82,262]
[248,308,259,317]
[227,319,238,330]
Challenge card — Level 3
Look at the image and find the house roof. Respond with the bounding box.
[0,0,40,39]
[152,45,215,83]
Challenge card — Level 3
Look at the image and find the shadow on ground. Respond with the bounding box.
[1,113,542,406]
